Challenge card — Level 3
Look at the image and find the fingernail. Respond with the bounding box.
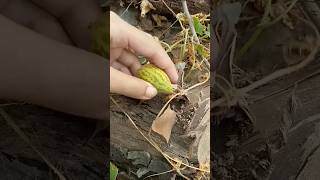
[145,86,157,98]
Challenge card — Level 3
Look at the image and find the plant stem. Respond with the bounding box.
[181,0,200,44]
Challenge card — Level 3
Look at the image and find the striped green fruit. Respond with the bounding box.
[137,64,174,94]
[91,13,109,59]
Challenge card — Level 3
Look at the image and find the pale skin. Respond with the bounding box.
[0,0,178,120]
[110,11,178,99]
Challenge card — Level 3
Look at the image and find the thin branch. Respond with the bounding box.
[120,0,134,17]
[240,16,320,93]
[181,0,210,68]
[161,0,185,30]
[143,169,175,179]
[181,0,200,44]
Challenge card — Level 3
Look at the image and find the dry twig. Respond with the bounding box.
[181,0,200,44]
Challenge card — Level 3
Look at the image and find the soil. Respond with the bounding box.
[212,1,320,180]
[0,104,108,180]
[110,88,209,179]
[119,0,210,15]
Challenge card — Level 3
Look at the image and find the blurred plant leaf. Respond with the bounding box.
[195,44,209,59]
[213,2,241,81]
[204,24,210,38]
[110,162,118,180]
[193,16,206,36]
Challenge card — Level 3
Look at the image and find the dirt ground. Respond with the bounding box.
[212,1,320,179]
[0,104,108,180]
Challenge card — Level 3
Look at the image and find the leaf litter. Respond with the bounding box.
[110,0,211,179]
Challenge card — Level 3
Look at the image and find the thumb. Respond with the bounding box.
[110,67,158,99]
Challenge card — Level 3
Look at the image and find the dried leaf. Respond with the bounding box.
[151,107,176,143]
[185,90,201,106]
[197,125,210,165]
[195,44,209,59]
[140,0,155,17]
[187,106,210,139]
[175,62,186,72]
[151,14,168,27]
[197,103,210,128]
[185,91,210,131]
[170,48,182,63]
[140,17,154,31]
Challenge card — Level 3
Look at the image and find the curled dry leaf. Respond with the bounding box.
[140,16,154,31]
[151,106,177,143]
[151,14,168,27]
[185,100,210,166]
[140,0,155,17]
[187,107,210,142]
[187,98,210,132]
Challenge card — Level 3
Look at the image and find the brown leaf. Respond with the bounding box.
[185,89,201,106]
[140,0,155,17]
[185,105,210,163]
[170,49,182,64]
[186,107,210,140]
[187,98,210,132]
[151,107,176,143]
[151,14,168,27]
[139,17,154,31]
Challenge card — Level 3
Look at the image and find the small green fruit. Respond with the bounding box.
[137,64,173,94]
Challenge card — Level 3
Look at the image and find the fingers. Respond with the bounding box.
[31,0,103,50]
[110,67,158,99]
[0,0,72,44]
[110,12,178,83]
[127,30,178,83]
[0,14,108,120]
[110,48,141,75]
[117,49,141,75]
[111,61,132,75]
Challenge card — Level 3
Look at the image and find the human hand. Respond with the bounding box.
[0,0,107,120]
[109,11,178,99]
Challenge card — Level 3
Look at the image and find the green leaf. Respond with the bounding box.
[195,44,209,58]
[110,162,118,180]
[193,17,206,36]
